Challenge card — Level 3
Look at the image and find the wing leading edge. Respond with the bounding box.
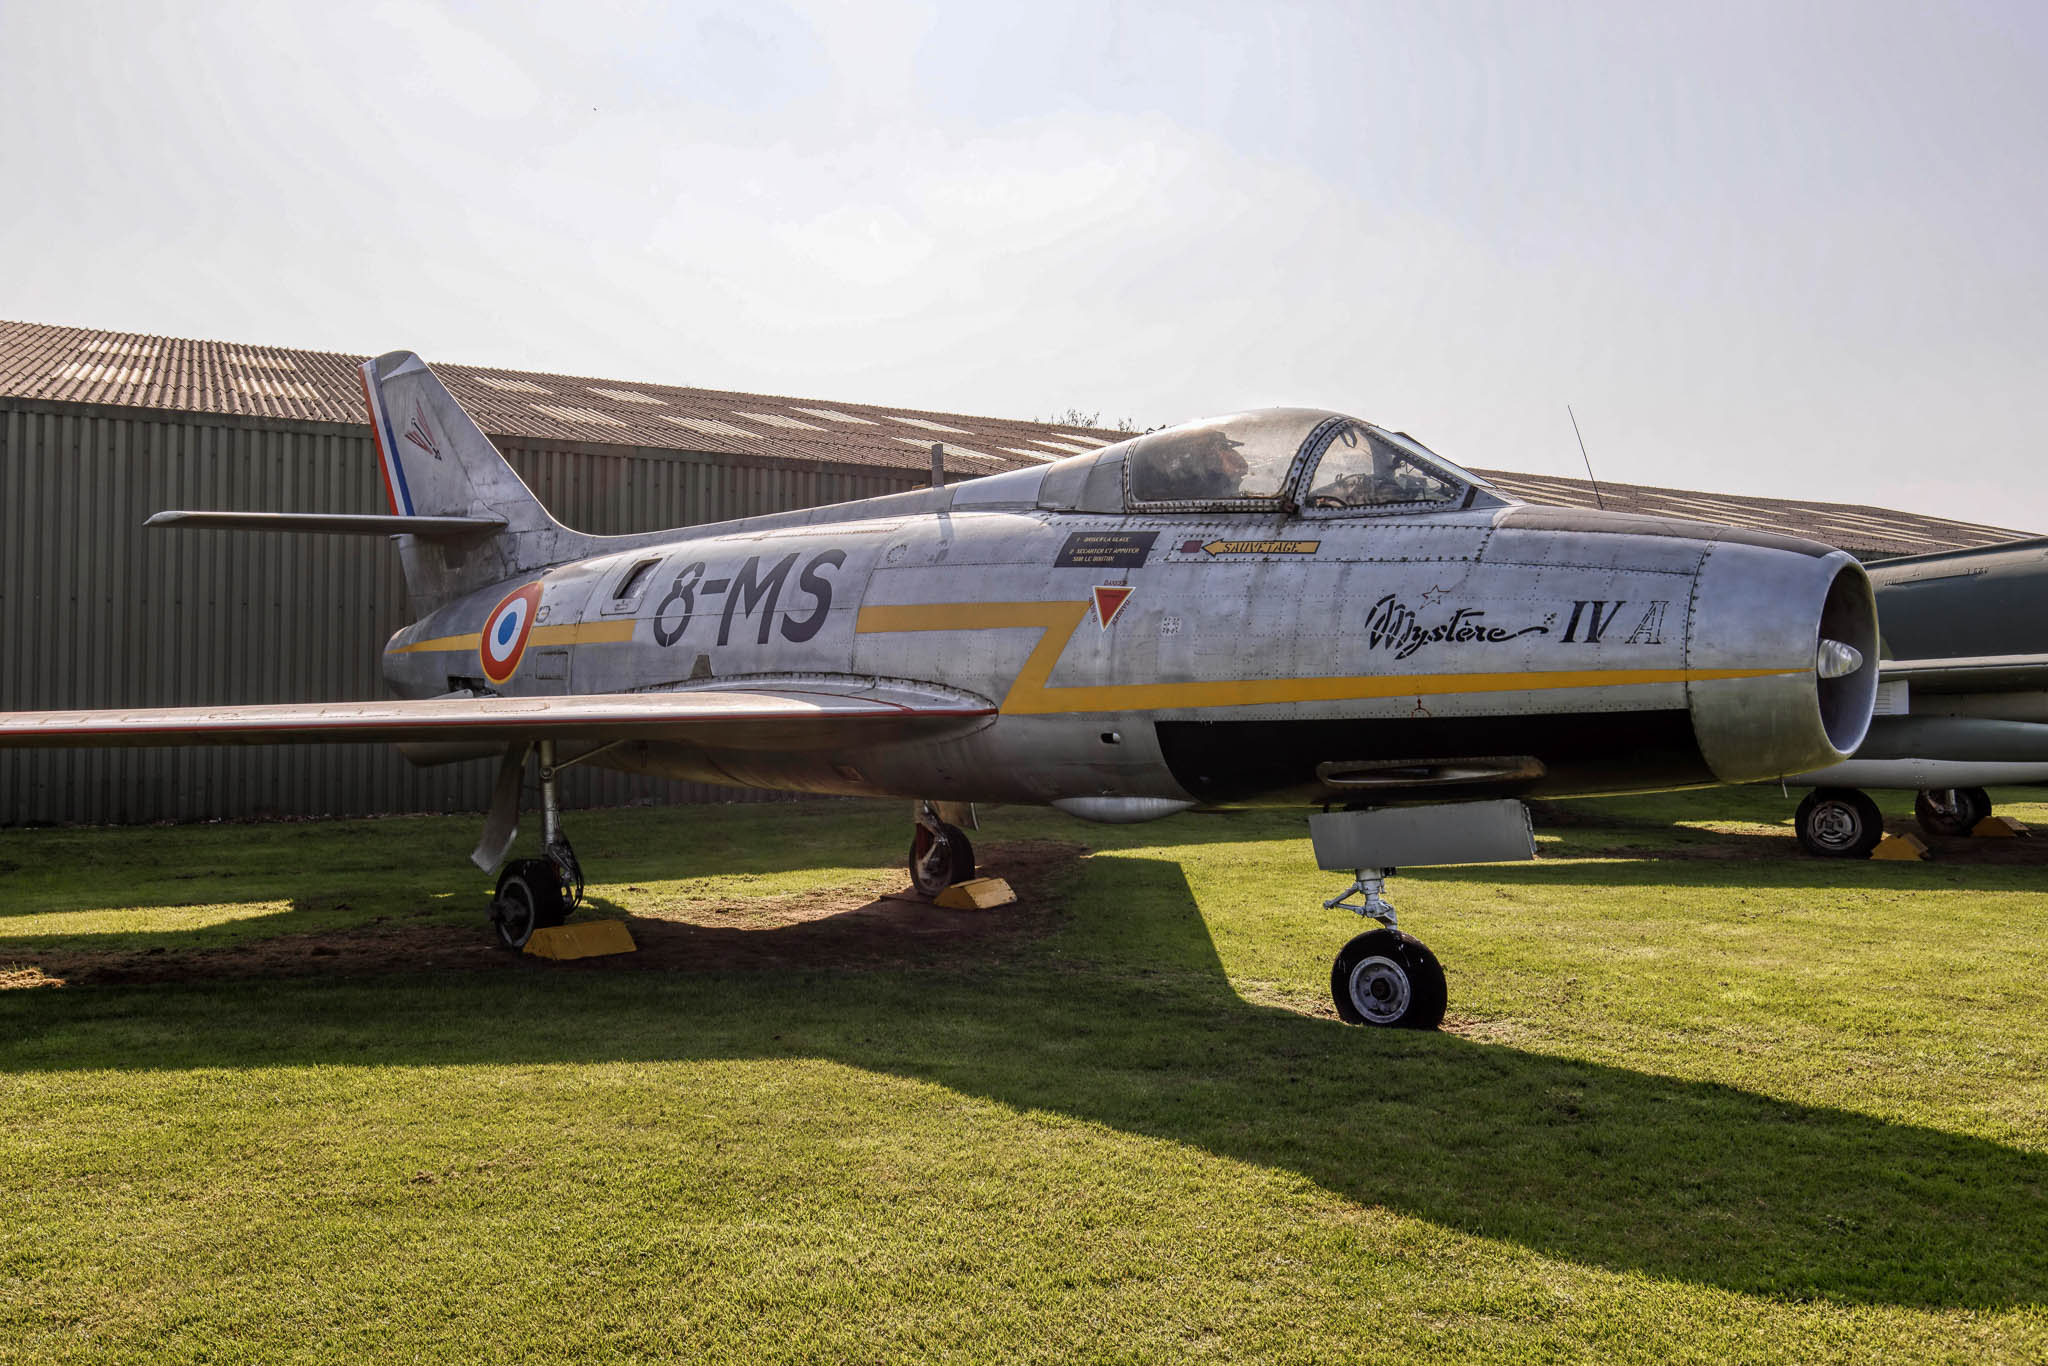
[0,688,996,752]
[1881,653,2048,694]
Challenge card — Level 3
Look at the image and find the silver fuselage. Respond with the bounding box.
[382,431,1877,814]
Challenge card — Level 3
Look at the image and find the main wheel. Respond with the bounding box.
[908,822,976,897]
[1961,787,1994,831]
[1795,787,1884,858]
[1915,788,1984,838]
[492,858,569,949]
[1331,928,1447,1029]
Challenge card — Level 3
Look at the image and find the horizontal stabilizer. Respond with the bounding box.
[145,511,508,537]
[0,689,995,752]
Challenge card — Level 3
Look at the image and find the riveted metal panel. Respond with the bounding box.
[0,403,924,824]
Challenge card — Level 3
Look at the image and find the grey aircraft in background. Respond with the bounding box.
[0,352,1880,1027]
[1788,537,2048,855]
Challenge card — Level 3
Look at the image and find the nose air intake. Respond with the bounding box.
[1814,564,1880,756]
[1686,550,1878,783]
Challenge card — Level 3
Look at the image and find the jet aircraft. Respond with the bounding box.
[0,353,1882,1027]
[1787,536,2048,855]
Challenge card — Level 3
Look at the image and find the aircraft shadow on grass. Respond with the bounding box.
[8,794,2035,936]
[5,851,2045,1313]
[1411,840,2048,892]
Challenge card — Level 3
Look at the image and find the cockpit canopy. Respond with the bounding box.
[1028,408,1506,518]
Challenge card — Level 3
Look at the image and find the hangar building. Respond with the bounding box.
[1,319,2033,825]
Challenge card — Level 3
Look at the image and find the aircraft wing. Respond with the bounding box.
[0,686,995,752]
[1881,653,2048,694]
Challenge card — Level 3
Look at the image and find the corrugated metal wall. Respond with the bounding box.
[0,400,920,824]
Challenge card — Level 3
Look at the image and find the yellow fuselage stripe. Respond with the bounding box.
[389,620,636,654]
[387,600,1797,717]
[854,600,1796,716]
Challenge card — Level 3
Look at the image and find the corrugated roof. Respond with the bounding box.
[0,319,2030,557]
[0,319,1110,477]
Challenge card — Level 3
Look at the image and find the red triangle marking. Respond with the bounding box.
[1092,585,1133,630]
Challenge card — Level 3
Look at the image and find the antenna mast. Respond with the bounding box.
[1567,405,1606,512]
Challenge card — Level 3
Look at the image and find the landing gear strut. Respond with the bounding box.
[1325,869,1447,1029]
[1310,800,1534,1031]
[908,800,976,897]
[1916,786,1991,838]
[489,740,586,949]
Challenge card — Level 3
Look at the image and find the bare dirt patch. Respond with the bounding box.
[8,840,1086,989]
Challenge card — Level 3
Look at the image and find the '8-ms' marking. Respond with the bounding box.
[653,549,844,648]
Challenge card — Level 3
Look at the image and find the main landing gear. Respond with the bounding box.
[1915,786,1991,838]
[1324,870,1447,1030]
[908,800,977,897]
[489,740,586,949]
[1793,787,1883,858]
[1794,784,1994,857]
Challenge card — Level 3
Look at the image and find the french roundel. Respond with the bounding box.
[480,582,544,685]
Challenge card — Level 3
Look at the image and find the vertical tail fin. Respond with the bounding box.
[361,351,573,613]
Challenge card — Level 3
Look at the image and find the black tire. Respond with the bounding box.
[908,822,976,897]
[492,858,569,949]
[1795,787,1884,858]
[1961,787,1994,831]
[1915,788,1979,838]
[1331,928,1447,1029]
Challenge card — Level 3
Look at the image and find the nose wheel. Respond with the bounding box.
[1332,928,1447,1029]
[1309,801,1532,1031]
[1323,867,1446,1029]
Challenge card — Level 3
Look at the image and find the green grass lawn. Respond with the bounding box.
[3,786,2046,1362]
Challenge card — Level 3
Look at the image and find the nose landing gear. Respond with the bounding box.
[1311,800,1535,1031]
[1325,869,1447,1030]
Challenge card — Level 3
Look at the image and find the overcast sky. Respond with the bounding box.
[4,1,2043,529]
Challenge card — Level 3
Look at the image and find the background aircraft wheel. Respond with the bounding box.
[1331,928,1446,1030]
[492,858,568,949]
[908,822,976,897]
[1915,788,1986,838]
[1795,787,1883,858]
